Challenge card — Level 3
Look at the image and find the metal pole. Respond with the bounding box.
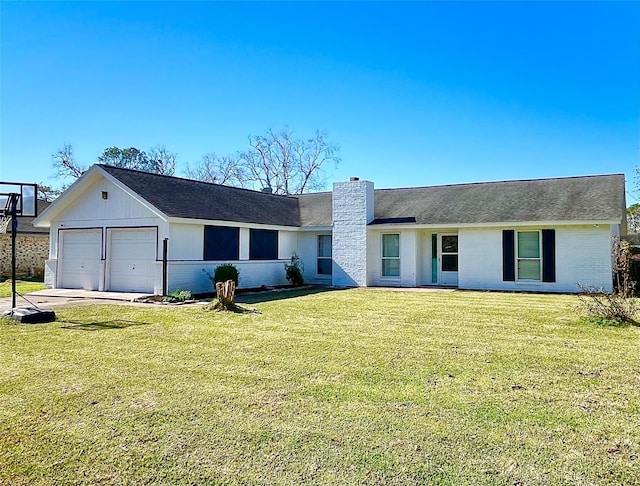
[10,194,18,311]
[162,238,168,296]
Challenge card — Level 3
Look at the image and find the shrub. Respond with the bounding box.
[284,253,304,286]
[211,264,239,286]
[163,289,193,303]
[576,285,638,325]
[576,238,639,325]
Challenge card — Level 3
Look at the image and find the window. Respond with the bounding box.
[317,235,332,275]
[204,226,239,261]
[517,231,541,280]
[249,229,278,260]
[441,235,458,272]
[382,234,400,277]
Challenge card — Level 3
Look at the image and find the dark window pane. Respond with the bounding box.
[442,235,458,253]
[442,254,458,272]
[317,258,332,275]
[249,229,278,260]
[204,226,239,261]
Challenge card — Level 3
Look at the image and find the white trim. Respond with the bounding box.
[367,220,619,230]
[516,230,542,281]
[299,225,333,232]
[168,217,299,231]
[316,234,332,276]
[381,233,401,278]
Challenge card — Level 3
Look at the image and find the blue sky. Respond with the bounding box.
[1,1,638,202]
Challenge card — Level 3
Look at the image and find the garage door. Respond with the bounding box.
[59,229,102,290]
[108,228,156,293]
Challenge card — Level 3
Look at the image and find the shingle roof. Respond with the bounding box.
[16,200,51,234]
[99,166,625,228]
[297,191,332,227]
[297,174,625,226]
[100,165,301,227]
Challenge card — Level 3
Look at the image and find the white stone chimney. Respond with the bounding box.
[332,177,374,287]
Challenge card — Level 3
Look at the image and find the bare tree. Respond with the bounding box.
[184,153,247,186]
[37,184,62,202]
[239,128,340,195]
[52,144,84,179]
[52,144,177,181]
[146,145,177,176]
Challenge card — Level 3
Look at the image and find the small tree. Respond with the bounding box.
[612,237,635,297]
[284,254,304,286]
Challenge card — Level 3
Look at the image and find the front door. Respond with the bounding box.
[439,234,458,286]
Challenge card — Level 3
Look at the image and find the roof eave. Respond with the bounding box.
[366,219,622,230]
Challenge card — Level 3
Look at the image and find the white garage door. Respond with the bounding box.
[59,229,102,290]
[108,228,156,293]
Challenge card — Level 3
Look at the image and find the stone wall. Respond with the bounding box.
[0,234,49,277]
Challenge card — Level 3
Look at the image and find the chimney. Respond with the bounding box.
[331,177,374,287]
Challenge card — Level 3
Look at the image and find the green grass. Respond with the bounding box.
[0,279,45,298]
[1,289,638,485]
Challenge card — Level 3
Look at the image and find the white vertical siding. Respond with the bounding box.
[458,225,614,293]
[56,178,159,222]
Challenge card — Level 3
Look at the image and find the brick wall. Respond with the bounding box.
[0,234,49,277]
[332,179,374,286]
[458,225,614,293]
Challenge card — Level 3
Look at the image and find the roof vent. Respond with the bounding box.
[261,186,273,194]
[350,177,360,181]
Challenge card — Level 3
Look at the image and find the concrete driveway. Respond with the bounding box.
[0,289,154,313]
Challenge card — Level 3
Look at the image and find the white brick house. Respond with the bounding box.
[35,165,625,294]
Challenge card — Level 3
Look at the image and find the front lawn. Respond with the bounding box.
[0,279,45,298]
[1,289,638,484]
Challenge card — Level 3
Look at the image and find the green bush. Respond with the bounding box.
[163,289,193,303]
[213,263,239,286]
[284,254,304,286]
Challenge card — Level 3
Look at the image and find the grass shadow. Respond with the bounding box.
[60,319,151,331]
[202,302,261,314]
[234,285,343,304]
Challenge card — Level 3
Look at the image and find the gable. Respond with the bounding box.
[49,175,160,223]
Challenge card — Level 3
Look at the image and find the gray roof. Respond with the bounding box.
[297,174,625,226]
[99,166,625,228]
[100,165,301,227]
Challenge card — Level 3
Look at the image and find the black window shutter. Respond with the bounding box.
[542,229,556,283]
[502,230,515,281]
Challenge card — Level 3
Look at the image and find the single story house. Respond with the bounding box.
[1,200,50,278]
[34,164,625,294]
